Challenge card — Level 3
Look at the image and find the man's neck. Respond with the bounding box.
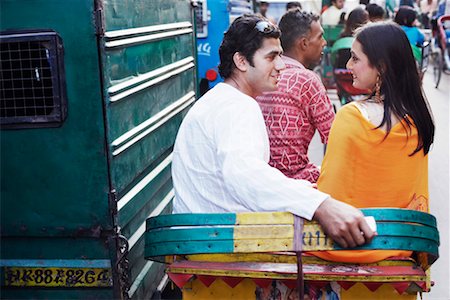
[283,51,307,68]
[224,75,255,98]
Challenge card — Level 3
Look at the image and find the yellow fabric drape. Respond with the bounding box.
[311,102,429,263]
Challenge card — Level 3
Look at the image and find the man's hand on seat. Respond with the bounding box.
[313,198,376,248]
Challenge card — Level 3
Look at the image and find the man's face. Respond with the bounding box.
[245,38,285,97]
[334,0,345,9]
[304,21,327,68]
[260,3,269,15]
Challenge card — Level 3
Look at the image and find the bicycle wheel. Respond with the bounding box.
[432,49,442,88]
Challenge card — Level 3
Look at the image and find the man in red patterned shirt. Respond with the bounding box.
[257,9,334,183]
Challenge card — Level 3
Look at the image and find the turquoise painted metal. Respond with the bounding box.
[1,0,197,299]
[145,209,440,263]
[361,208,437,227]
[147,213,238,228]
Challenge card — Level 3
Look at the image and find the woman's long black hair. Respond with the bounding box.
[355,22,434,155]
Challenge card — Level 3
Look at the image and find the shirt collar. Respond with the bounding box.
[281,55,306,70]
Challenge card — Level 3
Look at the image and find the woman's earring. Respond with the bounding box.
[375,74,382,103]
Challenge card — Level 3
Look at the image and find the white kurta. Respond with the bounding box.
[172,83,329,220]
[321,6,344,26]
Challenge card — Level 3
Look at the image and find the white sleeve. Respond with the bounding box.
[214,100,329,220]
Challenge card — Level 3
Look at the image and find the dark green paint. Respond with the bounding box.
[118,166,172,236]
[126,203,172,299]
[145,222,439,245]
[108,71,195,142]
[103,0,192,31]
[145,235,439,258]
[1,0,197,298]
[362,208,437,227]
[105,36,194,83]
[337,237,439,256]
[110,112,188,192]
[323,25,344,45]
[1,0,110,237]
[146,213,238,229]
[146,227,235,243]
[1,238,110,260]
[376,223,439,244]
[145,240,236,258]
[100,0,197,298]
[145,210,440,261]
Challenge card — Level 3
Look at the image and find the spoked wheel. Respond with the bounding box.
[432,48,442,88]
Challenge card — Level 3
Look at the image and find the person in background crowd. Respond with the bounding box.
[312,23,434,278]
[258,1,277,24]
[366,3,386,22]
[359,0,370,9]
[321,0,346,25]
[259,1,270,17]
[395,6,425,46]
[340,7,369,38]
[436,0,450,15]
[256,9,334,184]
[286,1,302,11]
[333,7,369,69]
[420,0,438,28]
[399,0,416,7]
[172,13,375,250]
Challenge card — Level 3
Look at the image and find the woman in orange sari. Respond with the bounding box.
[312,22,435,264]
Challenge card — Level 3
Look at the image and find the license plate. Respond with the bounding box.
[3,267,113,287]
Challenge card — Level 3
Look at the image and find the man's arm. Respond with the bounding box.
[216,98,373,247]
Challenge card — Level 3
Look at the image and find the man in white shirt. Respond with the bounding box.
[321,0,346,25]
[172,14,374,248]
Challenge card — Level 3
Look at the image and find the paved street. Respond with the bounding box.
[423,69,449,300]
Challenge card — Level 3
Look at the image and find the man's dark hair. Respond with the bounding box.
[286,2,302,10]
[278,9,320,52]
[366,3,385,20]
[218,14,281,79]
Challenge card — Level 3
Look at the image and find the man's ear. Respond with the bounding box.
[298,36,308,51]
[232,52,249,72]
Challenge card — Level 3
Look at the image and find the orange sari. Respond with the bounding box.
[311,102,429,263]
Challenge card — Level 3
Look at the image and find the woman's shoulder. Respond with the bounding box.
[336,102,362,118]
[331,102,364,133]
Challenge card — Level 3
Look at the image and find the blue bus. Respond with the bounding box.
[195,0,255,95]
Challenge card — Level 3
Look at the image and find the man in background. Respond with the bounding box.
[257,9,334,184]
[286,1,302,11]
[258,1,277,24]
[366,3,385,22]
[321,0,346,25]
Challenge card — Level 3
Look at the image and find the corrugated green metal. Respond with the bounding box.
[0,0,113,298]
[100,0,197,298]
[1,0,197,298]
[0,0,110,236]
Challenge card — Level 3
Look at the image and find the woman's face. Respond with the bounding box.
[346,40,379,91]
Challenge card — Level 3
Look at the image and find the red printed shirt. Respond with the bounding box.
[256,55,335,183]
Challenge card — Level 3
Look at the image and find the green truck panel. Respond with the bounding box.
[1,0,197,298]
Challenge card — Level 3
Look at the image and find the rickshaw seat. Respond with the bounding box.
[145,209,439,294]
